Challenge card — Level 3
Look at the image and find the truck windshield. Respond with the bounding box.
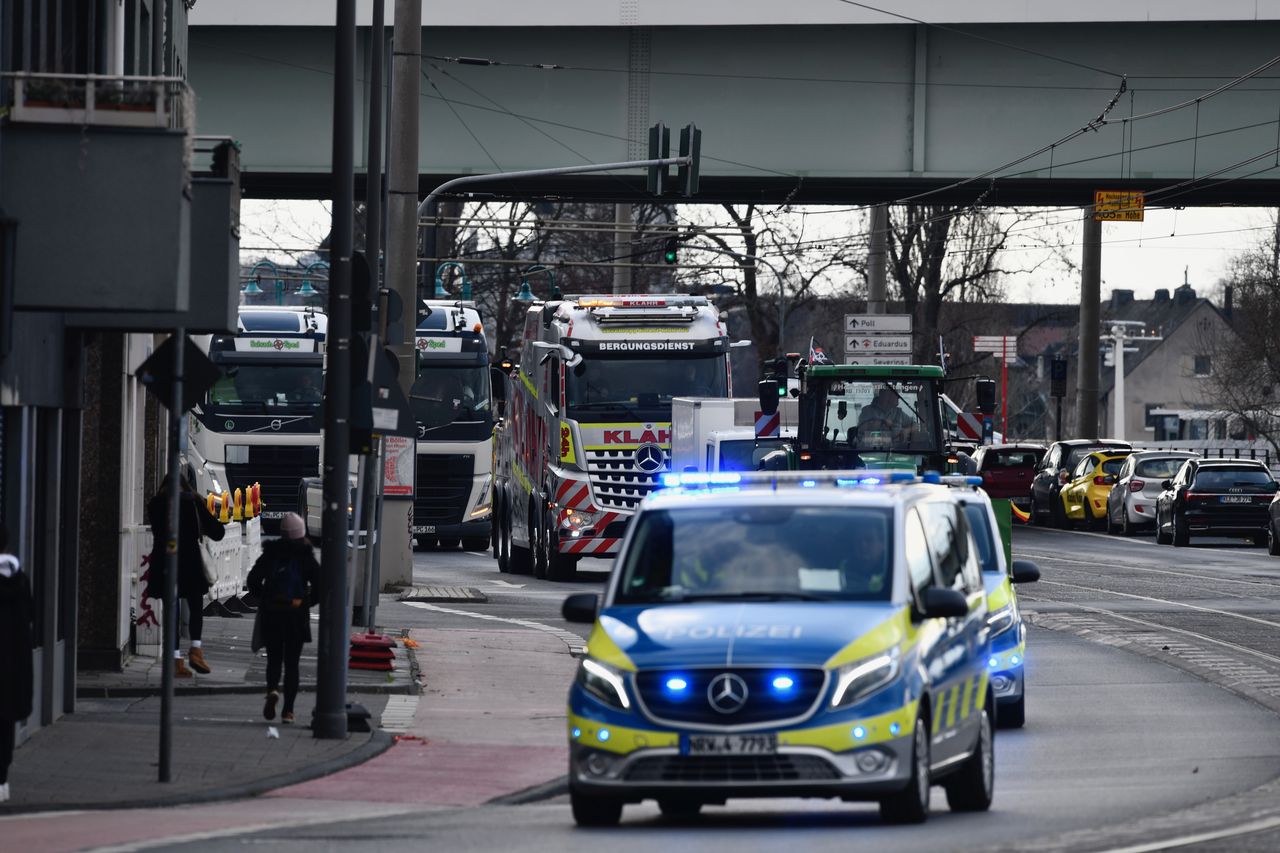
[205,363,323,412]
[616,505,893,603]
[411,364,492,434]
[816,379,938,453]
[566,355,726,419]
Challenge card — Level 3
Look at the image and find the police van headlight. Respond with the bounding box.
[831,648,900,708]
[986,604,1017,639]
[577,658,631,710]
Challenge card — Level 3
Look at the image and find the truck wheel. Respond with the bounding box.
[491,497,501,559]
[507,504,534,576]
[496,511,511,573]
[532,509,548,580]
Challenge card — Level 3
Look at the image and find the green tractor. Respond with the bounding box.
[757,363,956,473]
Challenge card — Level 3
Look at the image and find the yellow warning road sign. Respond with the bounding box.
[1094,190,1144,222]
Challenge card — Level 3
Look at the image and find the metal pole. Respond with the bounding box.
[1001,340,1009,440]
[1113,327,1125,440]
[151,0,166,75]
[1055,397,1063,442]
[315,0,356,741]
[612,203,633,294]
[1077,207,1102,439]
[867,204,888,315]
[159,327,184,782]
[355,0,385,629]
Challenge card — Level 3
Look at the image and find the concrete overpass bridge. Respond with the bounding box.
[191,1,1280,206]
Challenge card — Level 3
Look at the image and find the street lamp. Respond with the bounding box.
[517,264,560,302]
[435,261,472,300]
[299,261,328,299]
[243,259,278,299]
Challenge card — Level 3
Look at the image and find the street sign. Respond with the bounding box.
[136,334,221,413]
[845,334,912,353]
[957,412,983,441]
[843,354,912,366]
[844,314,912,334]
[754,410,780,438]
[1094,190,1144,222]
[973,335,1017,351]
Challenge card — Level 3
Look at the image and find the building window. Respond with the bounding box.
[1144,403,1164,430]
[1194,355,1212,377]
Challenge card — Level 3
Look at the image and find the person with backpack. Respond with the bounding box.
[246,512,319,724]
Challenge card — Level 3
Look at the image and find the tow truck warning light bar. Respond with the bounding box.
[571,294,708,309]
[658,470,984,491]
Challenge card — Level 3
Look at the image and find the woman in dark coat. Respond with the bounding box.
[246,512,318,724]
[0,525,34,804]
[146,474,225,677]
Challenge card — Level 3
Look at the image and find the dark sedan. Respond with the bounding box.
[1155,459,1278,547]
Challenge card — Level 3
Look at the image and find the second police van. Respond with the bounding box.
[561,470,1036,826]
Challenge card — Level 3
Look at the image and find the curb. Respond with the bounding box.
[0,728,396,816]
[484,775,569,806]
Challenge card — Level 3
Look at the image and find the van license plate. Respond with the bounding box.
[683,734,777,756]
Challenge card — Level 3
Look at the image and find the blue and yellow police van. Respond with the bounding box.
[561,470,1007,826]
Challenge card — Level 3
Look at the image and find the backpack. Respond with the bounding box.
[261,553,307,608]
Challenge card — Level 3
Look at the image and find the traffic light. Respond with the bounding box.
[678,124,701,197]
[663,236,678,265]
[975,379,997,415]
[647,123,670,196]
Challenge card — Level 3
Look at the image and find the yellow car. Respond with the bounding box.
[1060,451,1131,529]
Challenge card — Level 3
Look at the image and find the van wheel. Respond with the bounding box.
[570,788,623,827]
[944,704,995,812]
[999,691,1026,729]
[879,715,930,824]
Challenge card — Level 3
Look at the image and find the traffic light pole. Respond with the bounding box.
[315,0,356,741]
[415,156,690,218]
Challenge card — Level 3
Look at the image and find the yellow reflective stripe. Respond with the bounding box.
[944,683,961,729]
[519,369,538,400]
[932,691,946,734]
[823,609,916,670]
[585,621,636,672]
[779,700,918,751]
[987,577,1012,611]
[568,712,677,755]
[975,671,990,709]
[959,676,975,721]
[512,460,532,493]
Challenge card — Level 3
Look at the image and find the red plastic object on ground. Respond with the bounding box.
[349,633,397,671]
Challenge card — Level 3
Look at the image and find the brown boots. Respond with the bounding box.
[175,657,193,678]
[188,647,211,674]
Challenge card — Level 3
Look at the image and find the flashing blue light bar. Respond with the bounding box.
[921,472,942,484]
[801,480,817,488]
[659,472,742,488]
[665,677,689,692]
[771,675,796,691]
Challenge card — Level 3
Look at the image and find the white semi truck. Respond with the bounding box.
[410,300,495,551]
[187,307,327,532]
[493,294,743,581]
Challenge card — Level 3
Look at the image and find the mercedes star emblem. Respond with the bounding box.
[634,442,665,474]
[707,673,749,714]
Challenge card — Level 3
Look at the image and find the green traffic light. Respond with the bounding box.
[664,250,677,264]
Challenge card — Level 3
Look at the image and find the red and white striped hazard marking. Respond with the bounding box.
[755,410,781,437]
[957,412,983,441]
[555,479,591,509]
[563,536,621,555]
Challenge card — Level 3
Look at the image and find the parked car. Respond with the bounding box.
[1105,451,1198,536]
[971,443,1045,507]
[1030,439,1132,528]
[1060,450,1131,529]
[1155,458,1278,547]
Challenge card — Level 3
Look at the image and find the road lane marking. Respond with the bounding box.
[1036,579,1280,630]
[402,601,586,655]
[485,579,527,588]
[1099,813,1280,853]
[1020,525,1269,557]
[1018,550,1280,589]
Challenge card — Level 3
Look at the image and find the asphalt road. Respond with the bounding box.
[136,529,1280,853]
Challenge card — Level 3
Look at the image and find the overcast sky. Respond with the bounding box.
[240,200,1273,307]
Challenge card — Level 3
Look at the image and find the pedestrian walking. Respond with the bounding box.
[145,473,225,677]
[246,512,318,724]
[0,526,34,804]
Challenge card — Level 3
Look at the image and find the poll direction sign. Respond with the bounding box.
[845,334,913,354]
[1094,190,1145,222]
[844,314,913,334]
[974,335,1018,363]
[843,354,912,367]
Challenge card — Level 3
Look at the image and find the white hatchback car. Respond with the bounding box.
[1105,450,1198,535]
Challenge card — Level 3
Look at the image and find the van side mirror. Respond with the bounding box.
[915,587,968,620]
[1010,559,1040,584]
[562,593,599,624]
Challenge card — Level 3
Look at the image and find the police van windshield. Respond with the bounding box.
[566,355,726,420]
[410,365,492,433]
[960,503,1000,574]
[205,364,323,413]
[616,505,893,603]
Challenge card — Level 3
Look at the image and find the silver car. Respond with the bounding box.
[1105,450,1198,535]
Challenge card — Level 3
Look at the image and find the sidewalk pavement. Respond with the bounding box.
[1,608,421,814]
[77,612,420,697]
[270,622,579,807]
